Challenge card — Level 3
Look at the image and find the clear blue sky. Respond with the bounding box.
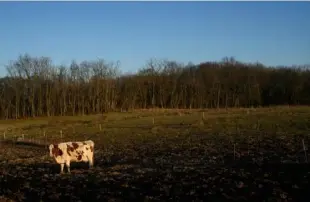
[0,1,309,76]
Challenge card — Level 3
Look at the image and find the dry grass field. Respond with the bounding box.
[1,106,310,201]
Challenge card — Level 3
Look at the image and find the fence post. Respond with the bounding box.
[302,139,308,163]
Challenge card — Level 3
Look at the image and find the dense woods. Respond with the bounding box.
[0,54,309,119]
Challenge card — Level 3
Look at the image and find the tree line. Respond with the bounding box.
[0,54,309,119]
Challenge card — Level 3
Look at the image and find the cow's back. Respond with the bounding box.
[67,141,94,162]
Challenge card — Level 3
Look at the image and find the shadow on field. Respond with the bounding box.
[103,123,193,130]
[2,157,310,202]
[3,136,310,202]
[1,160,162,202]
[0,139,48,148]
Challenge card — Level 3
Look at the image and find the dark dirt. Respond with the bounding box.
[1,133,310,202]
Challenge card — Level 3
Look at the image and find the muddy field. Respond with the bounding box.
[1,107,310,201]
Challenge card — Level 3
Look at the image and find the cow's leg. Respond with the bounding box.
[88,156,94,168]
[66,161,71,173]
[60,163,64,174]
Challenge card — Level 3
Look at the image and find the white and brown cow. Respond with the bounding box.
[49,140,94,174]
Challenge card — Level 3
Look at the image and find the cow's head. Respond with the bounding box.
[49,144,54,157]
[49,144,63,157]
